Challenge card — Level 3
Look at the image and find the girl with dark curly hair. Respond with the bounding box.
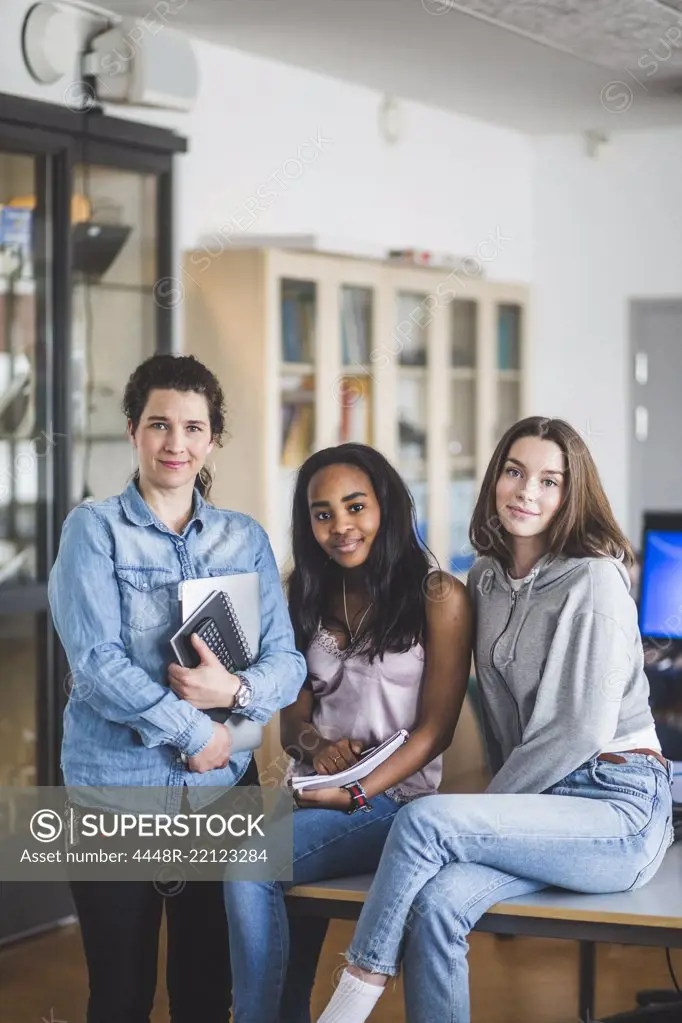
[48,353,306,1023]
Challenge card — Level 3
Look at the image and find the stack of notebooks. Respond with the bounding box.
[170,573,262,753]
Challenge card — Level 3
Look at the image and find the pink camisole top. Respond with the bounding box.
[287,624,443,802]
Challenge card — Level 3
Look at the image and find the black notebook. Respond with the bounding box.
[170,589,254,722]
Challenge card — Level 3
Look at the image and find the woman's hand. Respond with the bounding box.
[187,722,233,773]
[313,738,364,775]
[168,634,240,709]
[294,786,352,812]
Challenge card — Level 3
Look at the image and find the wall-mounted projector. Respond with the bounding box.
[84,18,199,112]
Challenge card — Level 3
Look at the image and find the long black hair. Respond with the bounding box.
[122,354,227,501]
[287,443,432,661]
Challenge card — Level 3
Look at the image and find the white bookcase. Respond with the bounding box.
[183,246,528,578]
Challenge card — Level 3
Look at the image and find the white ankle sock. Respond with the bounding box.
[317,969,385,1023]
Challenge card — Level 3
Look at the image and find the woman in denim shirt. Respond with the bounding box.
[48,353,306,1023]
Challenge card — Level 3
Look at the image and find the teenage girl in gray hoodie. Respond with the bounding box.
[318,415,674,1023]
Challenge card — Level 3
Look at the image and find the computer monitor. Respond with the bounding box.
[638,513,682,641]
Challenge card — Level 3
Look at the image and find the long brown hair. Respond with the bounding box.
[469,416,633,569]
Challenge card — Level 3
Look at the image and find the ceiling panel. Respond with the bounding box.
[451,0,682,75]
[102,0,682,131]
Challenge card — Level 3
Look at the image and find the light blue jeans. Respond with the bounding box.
[346,754,675,1023]
[224,792,401,1023]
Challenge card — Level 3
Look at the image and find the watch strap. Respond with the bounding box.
[344,781,372,814]
[234,673,253,707]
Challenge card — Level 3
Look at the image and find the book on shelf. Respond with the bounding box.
[396,294,427,365]
[281,283,315,363]
[451,301,477,368]
[341,287,372,365]
[339,374,371,445]
[281,296,299,363]
[497,306,520,370]
[0,206,33,279]
[281,402,314,467]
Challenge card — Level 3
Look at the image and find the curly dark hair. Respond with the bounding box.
[122,354,227,500]
[287,443,433,661]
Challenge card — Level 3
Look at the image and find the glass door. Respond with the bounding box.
[0,130,72,944]
[71,162,159,503]
[278,276,317,568]
[0,148,52,791]
[449,300,478,573]
[0,100,180,944]
[338,284,373,445]
[396,291,429,544]
[495,303,523,442]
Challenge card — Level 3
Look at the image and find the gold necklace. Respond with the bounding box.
[342,576,373,642]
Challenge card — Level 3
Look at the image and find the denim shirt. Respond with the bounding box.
[48,480,306,810]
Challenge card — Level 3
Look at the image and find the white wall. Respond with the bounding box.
[0,1,533,283]
[179,41,533,283]
[6,0,681,540]
[532,129,682,533]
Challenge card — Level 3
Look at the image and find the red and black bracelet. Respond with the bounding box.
[344,781,373,815]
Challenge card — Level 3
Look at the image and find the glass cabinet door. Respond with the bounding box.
[0,97,181,945]
[495,303,523,442]
[338,284,373,445]
[71,163,159,503]
[280,277,316,465]
[0,148,52,790]
[449,300,478,573]
[396,291,429,544]
[0,151,48,592]
[278,277,317,566]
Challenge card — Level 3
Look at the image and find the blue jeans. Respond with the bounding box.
[346,754,674,1023]
[224,792,401,1023]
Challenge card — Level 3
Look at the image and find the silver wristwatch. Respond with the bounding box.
[234,674,253,709]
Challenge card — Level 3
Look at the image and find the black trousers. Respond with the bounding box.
[70,760,259,1023]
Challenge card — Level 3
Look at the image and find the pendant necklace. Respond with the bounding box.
[342,576,373,642]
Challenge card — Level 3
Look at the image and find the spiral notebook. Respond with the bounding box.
[171,589,254,672]
[179,573,260,653]
[170,574,260,725]
[291,729,409,792]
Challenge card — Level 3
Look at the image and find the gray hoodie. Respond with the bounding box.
[467,554,657,795]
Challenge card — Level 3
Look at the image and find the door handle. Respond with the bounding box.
[634,352,648,385]
[635,405,648,442]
